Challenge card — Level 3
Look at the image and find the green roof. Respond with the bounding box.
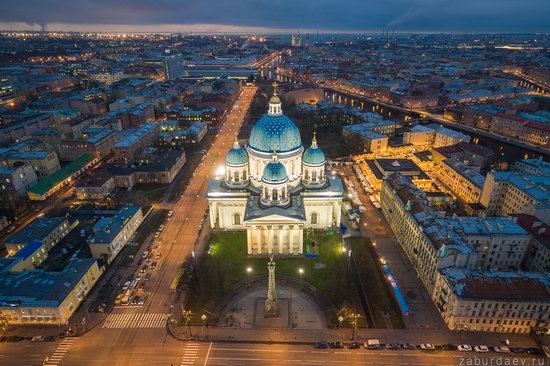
[28,154,95,196]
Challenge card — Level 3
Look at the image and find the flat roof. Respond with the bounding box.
[113,123,157,148]
[0,259,97,308]
[439,217,527,236]
[28,154,95,196]
[6,216,67,245]
[89,205,141,244]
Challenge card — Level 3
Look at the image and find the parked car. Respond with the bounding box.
[137,296,146,306]
[140,265,148,273]
[329,341,345,349]
[144,273,151,282]
[385,342,401,350]
[114,293,124,305]
[402,343,416,350]
[347,342,360,349]
[365,339,382,350]
[420,344,436,351]
[31,335,45,342]
[526,348,542,356]
[474,345,489,353]
[314,342,329,349]
[458,345,473,352]
[150,261,157,270]
[167,210,173,217]
[441,344,457,351]
[493,346,510,353]
[122,281,131,291]
[131,296,139,305]
[510,348,527,354]
[141,251,149,259]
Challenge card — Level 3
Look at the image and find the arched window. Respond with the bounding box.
[312,170,317,181]
[281,188,286,200]
[304,170,309,180]
[264,187,269,198]
[272,189,278,201]
[233,213,240,225]
[311,212,318,225]
[243,170,247,180]
[234,171,239,182]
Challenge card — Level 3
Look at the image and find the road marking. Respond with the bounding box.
[181,342,202,366]
[203,342,212,366]
[44,337,77,366]
[102,312,167,328]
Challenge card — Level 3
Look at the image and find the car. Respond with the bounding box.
[114,293,124,305]
[526,348,542,356]
[140,265,148,273]
[365,339,382,350]
[44,335,58,342]
[493,346,510,353]
[131,296,139,305]
[441,344,457,351]
[458,344,473,352]
[122,281,131,291]
[385,342,401,350]
[5,336,23,342]
[31,335,46,342]
[420,344,436,351]
[144,273,151,281]
[150,261,157,270]
[510,348,527,354]
[137,296,146,305]
[402,343,416,350]
[156,252,161,259]
[141,251,149,259]
[329,341,345,349]
[347,342,360,349]
[146,255,153,263]
[313,341,329,349]
[474,345,489,353]
[137,283,145,291]
[158,224,164,231]
[167,210,173,217]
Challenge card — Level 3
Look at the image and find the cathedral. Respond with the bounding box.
[206,84,344,256]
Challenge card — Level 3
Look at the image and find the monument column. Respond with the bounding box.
[278,226,284,254]
[209,203,216,228]
[267,226,273,254]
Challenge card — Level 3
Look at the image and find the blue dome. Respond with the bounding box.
[248,114,302,153]
[303,146,325,165]
[262,160,288,183]
[226,145,248,166]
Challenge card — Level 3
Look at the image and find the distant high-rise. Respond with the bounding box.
[163,54,185,80]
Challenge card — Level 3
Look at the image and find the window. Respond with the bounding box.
[311,212,318,225]
[234,171,239,182]
[272,189,278,201]
[312,170,317,181]
[304,170,309,180]
[233,213,240,225]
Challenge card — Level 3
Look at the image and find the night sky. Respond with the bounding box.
[1,0,549,33]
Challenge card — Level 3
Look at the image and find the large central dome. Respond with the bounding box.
[248,114,302,153]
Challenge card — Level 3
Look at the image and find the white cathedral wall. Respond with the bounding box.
[303,201,335,228]
[210,200,247,229]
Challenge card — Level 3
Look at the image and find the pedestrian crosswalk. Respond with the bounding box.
[43,337,77,366]
[181,342,200,365]
[102,312,168,329]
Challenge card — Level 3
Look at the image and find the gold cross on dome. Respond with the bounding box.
[272,81,278,95]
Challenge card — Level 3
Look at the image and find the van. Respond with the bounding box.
[365,339,381,349]
[120,296,130,306]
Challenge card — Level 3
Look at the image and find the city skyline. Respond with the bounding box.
[1,0,550,34]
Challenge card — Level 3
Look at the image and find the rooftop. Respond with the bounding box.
[89,205,142,244]
[0,258,98,308]
[442,158,485,188]
[6,216,67,245]
[113,123,157,149]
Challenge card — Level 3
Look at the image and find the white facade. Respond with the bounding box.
[207,89,343,256]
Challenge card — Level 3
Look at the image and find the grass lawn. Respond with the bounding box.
[186,231,361,322]
[349,237,405,329]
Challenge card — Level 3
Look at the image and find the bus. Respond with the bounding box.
[170,266,185,293]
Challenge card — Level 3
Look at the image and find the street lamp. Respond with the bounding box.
[246,266,252,282]
[298,268,304,282]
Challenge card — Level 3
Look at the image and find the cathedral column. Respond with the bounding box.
[247,227,252,255]
[335,203,341,227]
[257,226,263,255]
[267,226,273,255]
[278,226,284,254]
[298,226,304,254]
[288,226,294,255]
[209,203,216,228]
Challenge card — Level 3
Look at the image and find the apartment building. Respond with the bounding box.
[436,159,485,204]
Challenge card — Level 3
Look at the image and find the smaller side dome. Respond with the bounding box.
[226,137,248,166]
[303,133,325,165]
[262,153,288,184]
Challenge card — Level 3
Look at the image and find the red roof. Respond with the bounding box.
[495,112,528,123]
[525,121,550,132]
[460,276,550,302]
[514,214,550,249]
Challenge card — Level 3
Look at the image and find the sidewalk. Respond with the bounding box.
[167,322,540,348]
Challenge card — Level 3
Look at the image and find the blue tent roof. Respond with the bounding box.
[248,114,302,153]
[262,160,288,183]
[303,145,325,165]
[226,145,248,166]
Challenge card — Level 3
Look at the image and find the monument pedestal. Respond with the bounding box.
[253,298,290,328]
